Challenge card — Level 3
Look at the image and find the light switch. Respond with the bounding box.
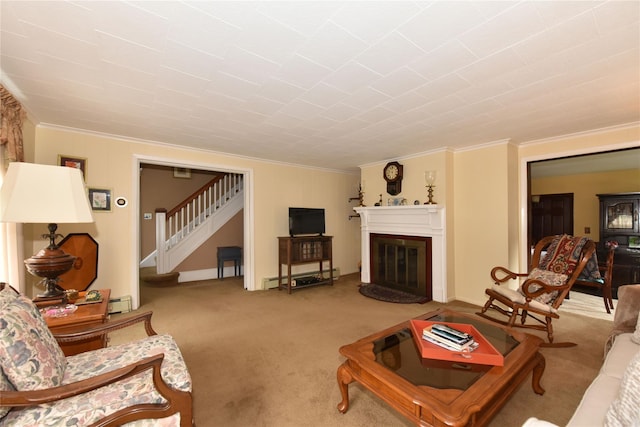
[143,213,152,220]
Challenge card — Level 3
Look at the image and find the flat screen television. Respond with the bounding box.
[289,207,325,236]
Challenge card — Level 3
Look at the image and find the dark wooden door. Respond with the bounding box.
[531,193,574,246]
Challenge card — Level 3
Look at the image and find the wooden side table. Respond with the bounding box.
[44,289,111,356]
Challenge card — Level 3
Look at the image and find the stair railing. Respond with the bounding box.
[154,173,243,273]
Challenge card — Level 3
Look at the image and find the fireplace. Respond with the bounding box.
[354,206,447,302]
[371,234,432,299]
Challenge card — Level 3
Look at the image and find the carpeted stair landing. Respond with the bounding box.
[139,267,179,287]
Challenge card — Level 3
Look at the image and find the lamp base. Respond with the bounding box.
[25,245,76,299]
[424,185,436,205]
[36,281,66,299]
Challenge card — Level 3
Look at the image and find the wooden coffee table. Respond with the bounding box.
[44,289,111,356]
[336,308,545,427]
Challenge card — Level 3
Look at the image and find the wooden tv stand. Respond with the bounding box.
[278,236,333,294]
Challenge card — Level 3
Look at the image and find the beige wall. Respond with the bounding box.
[175,211,244,272]
[340,127,639,307]
[360,151,449,208]
[19,120,640,308]
[452,143,521,305]
[532,168,640,241]
[29,126,361,307]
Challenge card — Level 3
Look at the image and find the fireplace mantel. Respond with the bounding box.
[354,205,447,302]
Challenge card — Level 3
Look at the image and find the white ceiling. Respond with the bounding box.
[1,1,639,171]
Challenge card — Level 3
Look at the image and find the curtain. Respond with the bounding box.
[0,84,25,291]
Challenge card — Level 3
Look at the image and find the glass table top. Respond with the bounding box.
[372,312,519,391]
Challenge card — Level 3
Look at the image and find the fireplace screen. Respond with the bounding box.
[371,234,432,299]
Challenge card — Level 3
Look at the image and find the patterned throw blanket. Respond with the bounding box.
[539,234,601,281]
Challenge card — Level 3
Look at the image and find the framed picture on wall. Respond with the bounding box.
[58,155,87,180]
[173,167,191,178]
[88,188,112,212]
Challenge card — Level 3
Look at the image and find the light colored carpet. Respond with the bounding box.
[561,291,616,321]
[110,273,613,427]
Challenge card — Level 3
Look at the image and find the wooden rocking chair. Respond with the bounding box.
[477,235,597,347]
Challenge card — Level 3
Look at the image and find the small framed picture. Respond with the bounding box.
[629,236,640,249]
[59,155,87,180]
[88,188,112,212]
[173,167,191,179]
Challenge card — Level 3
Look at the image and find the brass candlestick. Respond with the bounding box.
[424,171,436,205]
[425,185,436,204]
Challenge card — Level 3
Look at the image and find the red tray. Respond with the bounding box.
[410,320,504,366]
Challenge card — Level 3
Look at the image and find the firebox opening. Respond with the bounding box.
[370,233,432,301]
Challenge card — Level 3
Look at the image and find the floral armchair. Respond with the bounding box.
[0,283,193,426]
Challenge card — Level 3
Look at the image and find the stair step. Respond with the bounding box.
[140,269,180,287]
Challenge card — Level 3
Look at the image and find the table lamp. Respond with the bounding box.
[0,162,94,298]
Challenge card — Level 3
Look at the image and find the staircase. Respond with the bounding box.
[141,173,244,275]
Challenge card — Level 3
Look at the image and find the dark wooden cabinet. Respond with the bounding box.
[598,193,640,296]
[278,236,333,294]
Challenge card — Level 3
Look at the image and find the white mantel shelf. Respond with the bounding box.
[354,205,447,302]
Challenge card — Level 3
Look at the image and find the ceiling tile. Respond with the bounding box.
[296,21,368,70]
[218,46,281,85]
[408,40,477,80]
[323,61,382,92]
[370,67,428,97]
[330,2,423,44]
[457,2,545,58]
[275,54,333,89]
[1,1,637,171]
[340,87,390,110]
[299,83,349,108]
[355,31,425,76]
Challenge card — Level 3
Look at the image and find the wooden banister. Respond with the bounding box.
[166,175,224,218]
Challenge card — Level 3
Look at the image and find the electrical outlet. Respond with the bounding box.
[143,213,152,220]
[584,227,590,234]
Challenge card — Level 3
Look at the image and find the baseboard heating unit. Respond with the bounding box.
[108,296,132,314]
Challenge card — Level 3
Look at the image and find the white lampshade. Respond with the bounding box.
[0,162,94,224]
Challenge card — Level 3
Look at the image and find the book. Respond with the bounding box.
[430,324,474,345]
[432,323,473,341]
[422,331,478,352]
[410,320,505,366]
[422,325,478,352]
[422,333,479,353]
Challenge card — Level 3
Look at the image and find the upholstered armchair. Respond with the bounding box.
[0,283,193,426]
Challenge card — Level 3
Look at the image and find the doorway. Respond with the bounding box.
[530,193,574,246]
[130,155,254,310]
[527,147,640,250]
